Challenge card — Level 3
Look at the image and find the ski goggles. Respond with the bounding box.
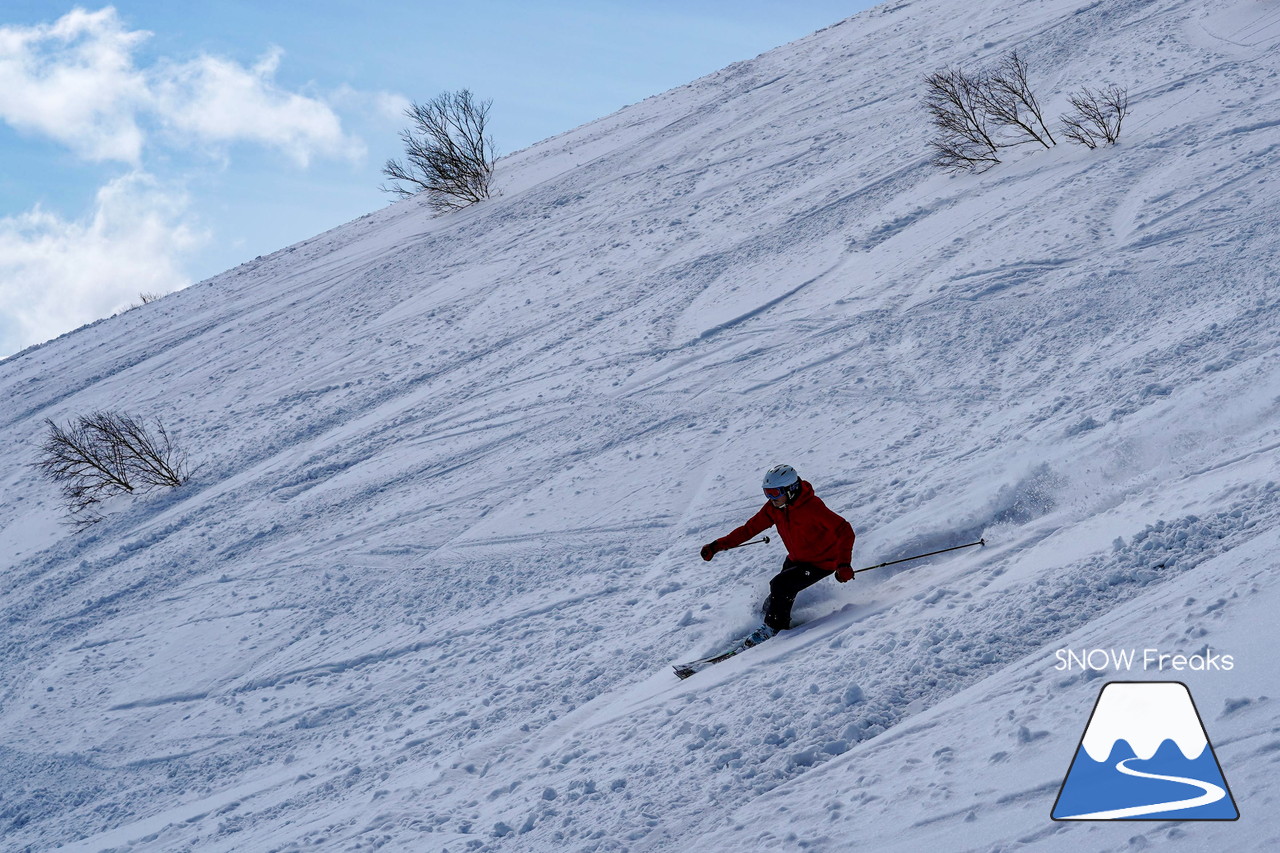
[764,487,788,499]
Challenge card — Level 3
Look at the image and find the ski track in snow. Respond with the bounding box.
[3,0,1280,849]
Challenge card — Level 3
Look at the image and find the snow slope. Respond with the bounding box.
[3,0,1280,849]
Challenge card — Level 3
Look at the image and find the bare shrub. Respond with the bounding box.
[127,292,164,311]
[1061,84,1129,148]
[927,52,1133,171]
[925,52,1055,172]
[925,67,1002,172]
[381,90,496,211]
[36,411,191,528]
[983,51,1056,149]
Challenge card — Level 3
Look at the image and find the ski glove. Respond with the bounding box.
[835,563,854,583]
[700,542,720,561]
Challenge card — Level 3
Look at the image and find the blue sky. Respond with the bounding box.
[0,2,874,357]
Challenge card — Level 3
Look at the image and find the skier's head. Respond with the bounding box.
[762,464,801,506]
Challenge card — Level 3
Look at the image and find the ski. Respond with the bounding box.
[673,626,775,679]
[673,646,744,679]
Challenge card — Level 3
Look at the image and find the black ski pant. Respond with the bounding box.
[762,558,832,632]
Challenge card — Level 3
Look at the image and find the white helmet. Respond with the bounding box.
[762,464,801,501]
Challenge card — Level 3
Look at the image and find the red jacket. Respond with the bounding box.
[715,481,855,571]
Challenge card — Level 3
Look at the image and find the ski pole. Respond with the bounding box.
[730,535,770,549]
[850,538,985,577]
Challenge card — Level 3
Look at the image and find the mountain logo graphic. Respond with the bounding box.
[1051,681,1238,820]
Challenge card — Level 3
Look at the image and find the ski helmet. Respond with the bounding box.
[762,464,801,501]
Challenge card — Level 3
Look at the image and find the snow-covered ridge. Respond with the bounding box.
[2,0,1279,849]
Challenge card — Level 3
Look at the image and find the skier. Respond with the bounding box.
[700,464,855,643]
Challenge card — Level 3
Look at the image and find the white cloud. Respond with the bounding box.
[153,47,365,166]
[0,7,364,166]
[0,172,206,356]
[330,84,411,127]
[374,91,412,123]
[0,8,373,356]
[0,7,149,163]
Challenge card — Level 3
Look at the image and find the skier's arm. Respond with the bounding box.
[717,505,774,551]
[834,515,856,581]
[835,516,855,566]
[701,505,774,560]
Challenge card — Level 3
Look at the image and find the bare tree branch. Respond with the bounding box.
[1061,84,1129,148]
[983,50,1056,148]
[380,90,496,212]
[926,51,1127,170]
[35,411,191,529]
[924,67,1002,172]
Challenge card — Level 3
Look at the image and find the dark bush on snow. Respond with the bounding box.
[35,411,191,528]
[381,89,496,212]
[1061,84,1129,149]
[925,50,1127,172]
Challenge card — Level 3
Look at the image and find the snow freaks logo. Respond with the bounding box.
[1051,682,1239,821]
[1053,647,1234,672]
